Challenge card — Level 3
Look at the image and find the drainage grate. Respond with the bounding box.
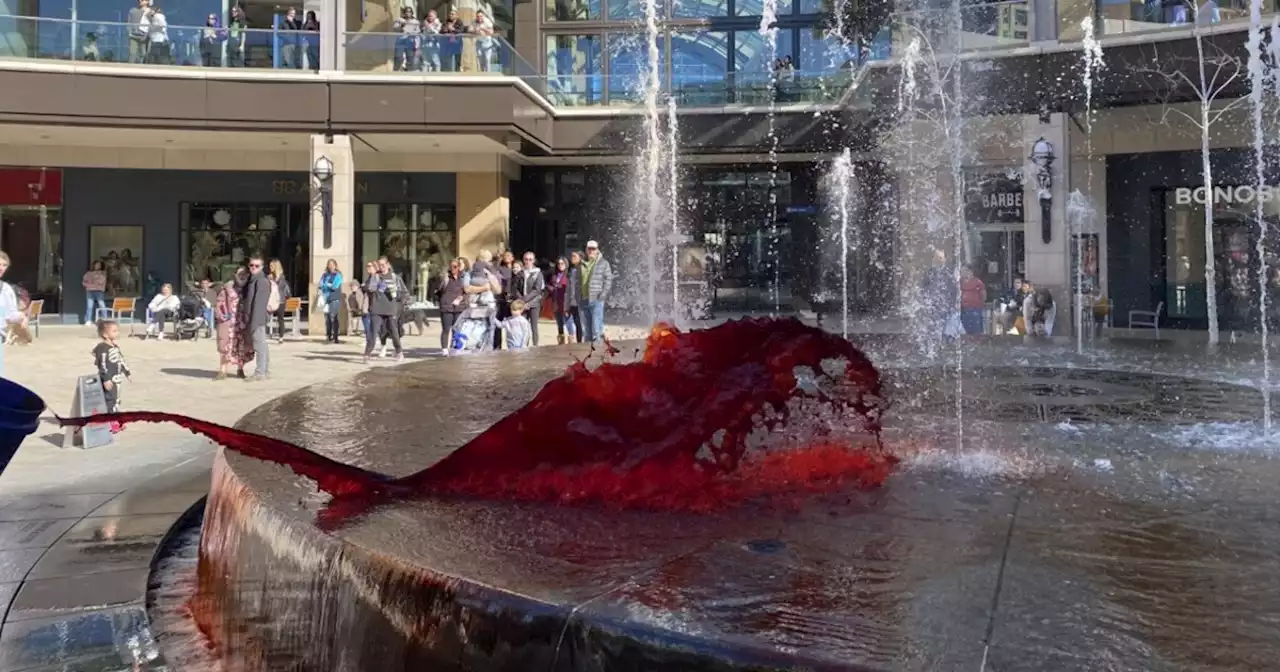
[885,367,1266,425]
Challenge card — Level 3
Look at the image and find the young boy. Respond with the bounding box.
[499,299,533,351]
[92,321,131,419]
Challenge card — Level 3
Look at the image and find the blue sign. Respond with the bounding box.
[786,205,818,215]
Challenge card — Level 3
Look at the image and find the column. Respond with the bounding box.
[456,170,510,261]
[309,134,356,337]
[1022,113,1071,330]
[320,0,340,71]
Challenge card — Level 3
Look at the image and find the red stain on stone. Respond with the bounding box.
[59,318,895,519]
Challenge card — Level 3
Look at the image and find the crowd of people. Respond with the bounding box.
[391,6,499,72]
[921,249,1059,338]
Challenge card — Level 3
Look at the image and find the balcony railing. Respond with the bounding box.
[342,32,541,88]
[543,68,859,107]
[1059,0,1280,40]
[0,15,318,69]
[889,0,1032,54]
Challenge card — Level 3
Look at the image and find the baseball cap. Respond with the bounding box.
[586,240,599,249]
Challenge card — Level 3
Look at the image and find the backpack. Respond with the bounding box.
[267,281,281,313]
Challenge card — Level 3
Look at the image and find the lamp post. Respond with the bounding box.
[313,155,334,249]
[1030,138,1054,244]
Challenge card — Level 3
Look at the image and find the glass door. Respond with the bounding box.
[0,206,63,312]
[972,226,1024,297]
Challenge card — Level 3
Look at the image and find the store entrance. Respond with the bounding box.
[970,227,1025,296]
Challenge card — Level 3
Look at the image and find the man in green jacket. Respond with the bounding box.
[576,240,613,343]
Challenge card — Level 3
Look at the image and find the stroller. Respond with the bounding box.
[173,293,209,341]
[450,305,495,354]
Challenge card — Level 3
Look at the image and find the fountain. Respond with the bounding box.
[1078,16,1104,355]
[1248,2,1272,432]
[32,3,1280,670]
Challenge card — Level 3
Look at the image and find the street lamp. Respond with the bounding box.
[1029,138,1054,244]
[313,156,334,248]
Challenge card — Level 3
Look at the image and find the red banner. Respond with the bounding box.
[0,168,62,207]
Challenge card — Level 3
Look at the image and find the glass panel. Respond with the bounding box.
[609,0,672,20]
[797,25,857,72]
[672,0,727,19]
[605,32,667,103]
[798,0,822,13]
[735,0,793,17]
[361,231,381,268]
[731,29,793,104]
[546,0,602,20]
[671,30,730,105]
[183,203,290,285]
[546,34,604,106]
[0,206,64,311]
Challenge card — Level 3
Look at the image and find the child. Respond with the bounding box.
[499,299,533,351]
[92,321,132,428]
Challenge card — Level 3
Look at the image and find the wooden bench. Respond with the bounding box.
[96,297,140,333]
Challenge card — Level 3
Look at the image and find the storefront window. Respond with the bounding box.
[546,0,602,20]
[181,203,309,295]
[798,26,856,72]
[546,34,603,106]
[1163,187,1280,329]
[605,32,667,103]
[0,168,64,311]
[671,30,729,105]
[359,204,457,293]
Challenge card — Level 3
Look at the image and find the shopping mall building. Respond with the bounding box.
[0,0,1272,332]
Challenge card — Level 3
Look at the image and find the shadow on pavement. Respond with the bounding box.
[160,368,219,380]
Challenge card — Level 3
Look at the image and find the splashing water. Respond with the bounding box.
[1247,1,1272,432]
[668,95,682,316]
[61,320,896,523]
[829,149,855,339]
[761,0,781,314]
[1079,17,1105,356]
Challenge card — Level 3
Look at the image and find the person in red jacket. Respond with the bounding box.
[960,265,987,335]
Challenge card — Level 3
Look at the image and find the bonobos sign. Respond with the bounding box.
[1174,185,1280,205]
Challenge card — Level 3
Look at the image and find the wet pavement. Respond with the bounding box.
[211,334,1280,671]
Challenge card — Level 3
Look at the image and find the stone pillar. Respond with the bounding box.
[309,134,356,337]
[456,170,510,261]
[320,0,341,71]
[1022,113,1071,330]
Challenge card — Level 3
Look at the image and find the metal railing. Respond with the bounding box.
[342,31,541,88]
[0,15,320,69]
[542,68,859,107]
[889,0,1032,54]
[1062,0,1279,40]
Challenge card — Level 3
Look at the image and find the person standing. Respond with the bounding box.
[421,9,443,71]
[226,5,248,67]
[145,6,170,65]
[577,240,613,343]
[512,251,546,346]
[243,256,272,381]
[128,0,151,63]
[214,267,252,380]
[364,258,405,363]
[492,251,516,349]
[280,6,303,69]
[566,251,584,342]
[82,260,108,326]
[436,259,467,351]
[318,259,344,344]
[960,265,987,335]
[550,257,575,345]
[92,321,131,414]
[268,260,291,343]
[0,251,28,378]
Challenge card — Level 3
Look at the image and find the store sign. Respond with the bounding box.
[271,179,369,196]
[965,172,1024,224]
[1174,185,1280,205]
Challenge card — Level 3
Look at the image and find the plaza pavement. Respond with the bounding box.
[0,319,649,501]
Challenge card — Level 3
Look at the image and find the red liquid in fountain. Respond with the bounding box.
[60,318,896,520]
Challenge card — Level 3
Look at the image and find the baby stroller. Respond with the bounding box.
[450,305,495,354]
[173,293,209,341]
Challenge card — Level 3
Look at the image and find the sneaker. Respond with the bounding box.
[213,372,228,381]
[157,332,166,340]
[379,345,388,358]
[395,352,405,363]
[246,374,269,382]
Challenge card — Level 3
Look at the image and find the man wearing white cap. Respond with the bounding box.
[576,240,613,343]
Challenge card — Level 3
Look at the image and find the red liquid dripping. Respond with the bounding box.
[59,318,895,521]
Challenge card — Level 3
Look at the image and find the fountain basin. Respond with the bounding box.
[190,343,1280,671]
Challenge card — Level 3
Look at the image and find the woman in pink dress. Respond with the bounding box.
[214,268,254,380]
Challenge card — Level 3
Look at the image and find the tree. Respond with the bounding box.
[1136,27,1249,344]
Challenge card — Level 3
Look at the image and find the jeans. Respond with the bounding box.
[252,325,269,376]
[527,305,540,346]
[477,39,493,72]
[274,307,288,339]
[366,314,402,356]
[961,308,984,335]
[579,301,604,343]
[422,44,441,71]
[395,37,418,70]
[85,291,106,325]
[361,313,371,338]
[569,306,583,343]
[227,39,244,66]
[440,311,458,349]
[555,310,576,338]
[152,309,175,332]
[324,304,340,342]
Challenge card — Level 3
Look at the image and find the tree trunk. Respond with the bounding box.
[1202,103,1220,344]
